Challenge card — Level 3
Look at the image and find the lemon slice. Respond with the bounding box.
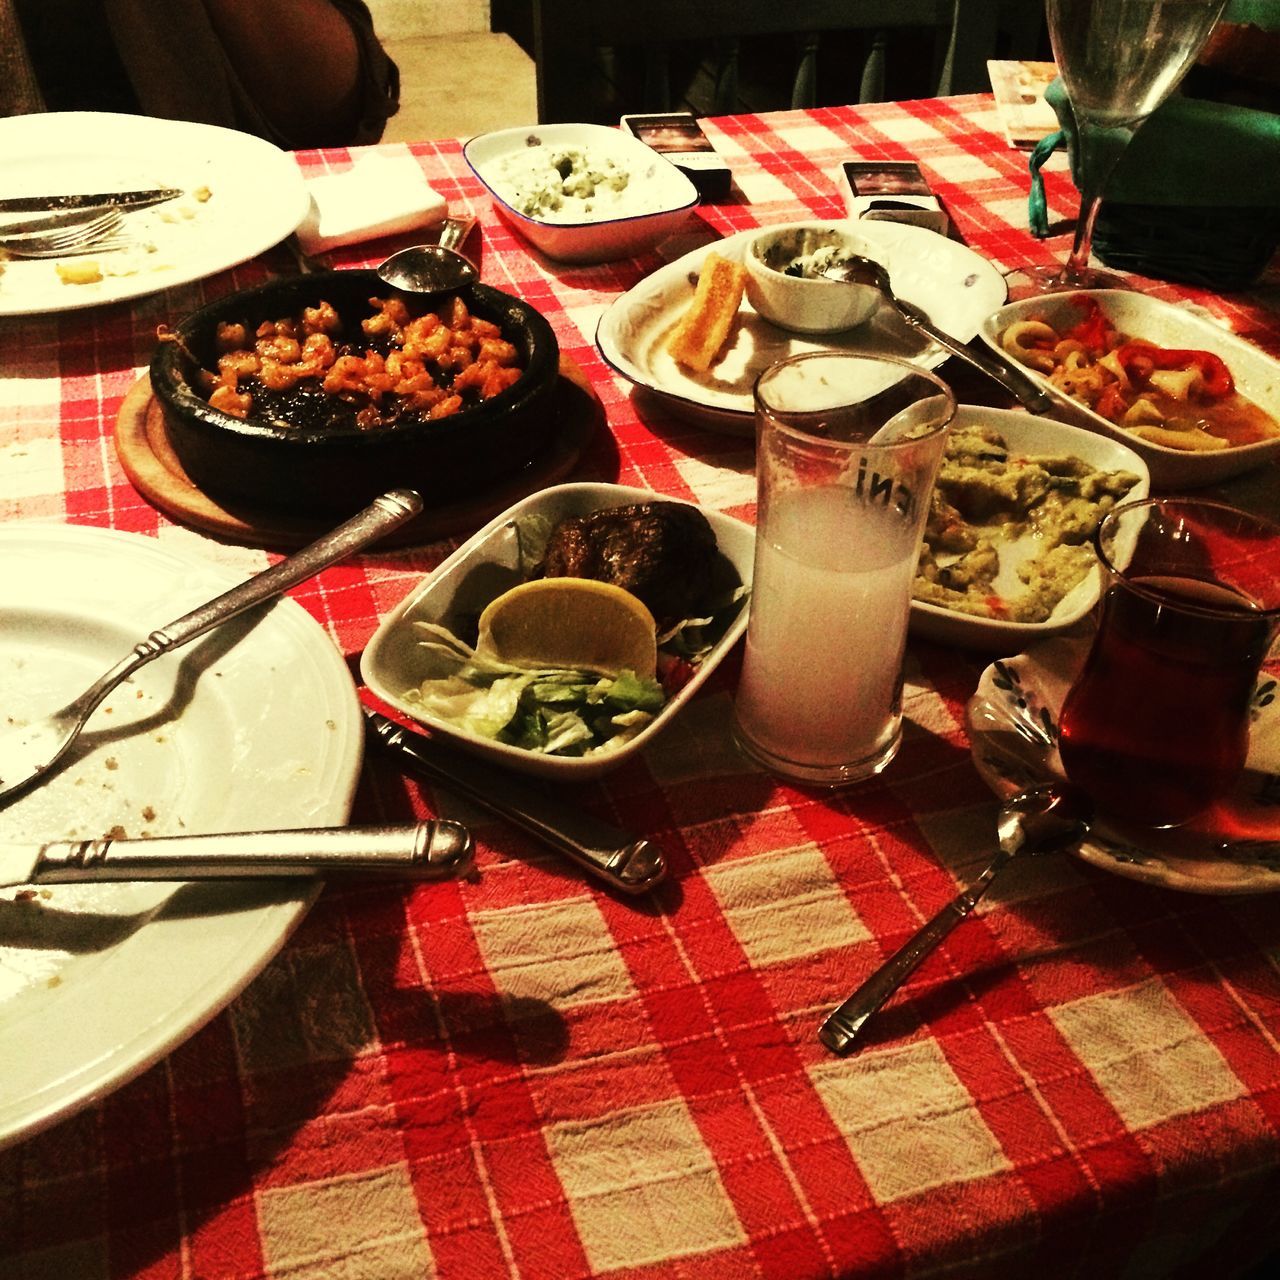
[475,578,658,678]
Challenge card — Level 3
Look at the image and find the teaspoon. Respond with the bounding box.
[817,782,1092,1055]
[821,255,1056,414]
[377,214,478,296]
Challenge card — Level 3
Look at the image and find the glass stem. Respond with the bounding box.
[1061,120,1133,279]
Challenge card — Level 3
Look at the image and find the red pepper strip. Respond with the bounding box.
[1064,296,1113,356]
[1095,382,1128,423]
[1115,340,1235,399]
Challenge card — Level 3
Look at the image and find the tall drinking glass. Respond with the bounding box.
[1007,0,1229,298]
[733,353,955,787]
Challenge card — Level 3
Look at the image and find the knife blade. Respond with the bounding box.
[0,187,183,216]
[0,821,473,890]
[363,708,667,895]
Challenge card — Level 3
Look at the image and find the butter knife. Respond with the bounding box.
[0,821,472,889]
[363,708,667,895]
[0,188,183,215]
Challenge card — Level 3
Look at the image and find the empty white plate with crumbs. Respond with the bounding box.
[0,111,309,316]
[0,523,362,1147]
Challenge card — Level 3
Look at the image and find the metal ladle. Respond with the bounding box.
[817,782,1092,1055]
[377,214,478,295]
[821,255,1056,415]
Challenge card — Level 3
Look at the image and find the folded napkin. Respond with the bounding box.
[295,152,449,254]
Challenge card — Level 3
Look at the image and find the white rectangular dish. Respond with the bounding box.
[978,290,1280,489]
[360,483,753,780]
[463,122,700,264]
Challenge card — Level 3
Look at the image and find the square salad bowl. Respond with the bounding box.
[360,483,754,780]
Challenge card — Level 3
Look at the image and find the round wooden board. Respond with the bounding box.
[115,356,605,549]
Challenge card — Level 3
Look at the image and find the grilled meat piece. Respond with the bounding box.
[537,502,719,627]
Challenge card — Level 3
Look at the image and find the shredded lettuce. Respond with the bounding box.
[404,622,666,756]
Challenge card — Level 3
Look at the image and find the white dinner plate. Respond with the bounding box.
[0,524,363,1147]
[596,219,1007,434]
[0,112,310,317]
[967,636,1280,895]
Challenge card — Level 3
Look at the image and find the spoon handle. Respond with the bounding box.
[896,307,1055,414]
[156,489,422,652]
[438,214,476,253]
[817,849,1011,1055]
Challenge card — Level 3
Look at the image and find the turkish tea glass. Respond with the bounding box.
[1058,498,1280,828]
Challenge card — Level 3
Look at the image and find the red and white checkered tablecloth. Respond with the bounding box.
[3,96,1280,1280]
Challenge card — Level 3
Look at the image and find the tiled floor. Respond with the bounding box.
[379,31,537,144]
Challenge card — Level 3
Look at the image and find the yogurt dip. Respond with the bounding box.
[491,144,657,222]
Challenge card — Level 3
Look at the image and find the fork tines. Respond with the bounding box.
[0,208,127,258]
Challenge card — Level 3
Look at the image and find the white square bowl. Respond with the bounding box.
[908,406,1151,652]
[463,122,700,264]
[978,290,1280,489]
[360,483,753,780]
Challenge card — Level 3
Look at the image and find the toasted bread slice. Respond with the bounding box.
[665,252,747,372]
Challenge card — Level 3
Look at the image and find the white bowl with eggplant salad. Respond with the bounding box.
[361,483,753,780]
[908,407,1151,652]
[464,122,700,264]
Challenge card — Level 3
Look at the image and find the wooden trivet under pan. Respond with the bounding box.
[115,356,604,549]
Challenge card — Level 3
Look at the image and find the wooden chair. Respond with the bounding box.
[531,1,1040,123]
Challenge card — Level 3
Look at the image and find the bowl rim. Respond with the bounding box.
[462,121,700,231]
[744,221,877,276]
[149,270,560,447]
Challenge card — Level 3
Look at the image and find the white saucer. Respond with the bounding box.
[967,636,1280,895]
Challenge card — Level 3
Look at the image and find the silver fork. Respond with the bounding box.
[0,489,424,809]
[0,208,126,258]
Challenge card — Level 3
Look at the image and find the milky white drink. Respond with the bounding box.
[735,351,952,786]
[735,489,918,771]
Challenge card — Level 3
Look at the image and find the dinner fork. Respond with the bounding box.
[0,489,423,809]
[0,208,127,258]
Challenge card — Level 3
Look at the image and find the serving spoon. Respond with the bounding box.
[0,488,423,810]
[377,214,478,296]
[820,255,1056,415]
[817,781,1092,1055]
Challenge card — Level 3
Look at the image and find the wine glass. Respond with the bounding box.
[1007,0,1230,298]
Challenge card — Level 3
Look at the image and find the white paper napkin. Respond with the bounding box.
[295,152,449,254]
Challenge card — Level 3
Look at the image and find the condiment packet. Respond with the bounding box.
[295,152,449,254]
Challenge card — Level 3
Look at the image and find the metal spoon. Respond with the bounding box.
[0,488,423,809]
[817,782,1092,1055]
[377,214,478,295]
[821,255,1056,414]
